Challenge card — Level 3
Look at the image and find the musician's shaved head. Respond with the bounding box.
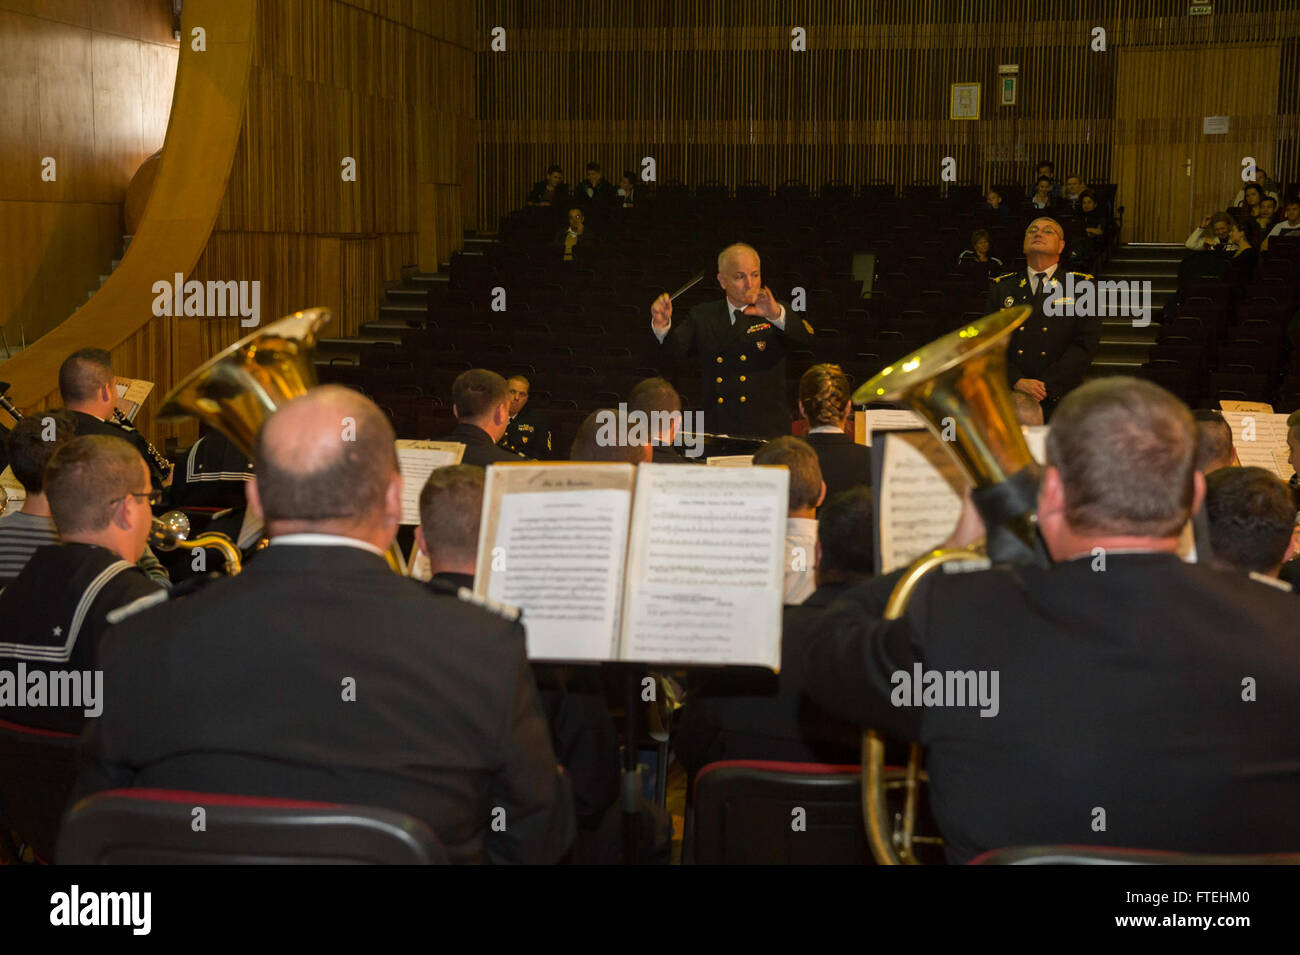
[251,385,401,547]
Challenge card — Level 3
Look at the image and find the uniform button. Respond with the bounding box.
[740,396,747,402]
[716,356,723,364]
[739,375,747,382]
[740,354,747,361]
[1017,349,1024,355]
[717,397,724,404]
[1040,351,1047,356]
[716,376,723,383]
[1041,326,1047,331]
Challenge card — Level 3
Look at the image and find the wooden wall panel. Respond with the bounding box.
[475,0,1300,234]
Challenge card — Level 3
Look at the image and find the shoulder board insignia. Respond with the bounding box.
[992,272,1016,282]
[1071,271,1094,280]
[455,585,521,623]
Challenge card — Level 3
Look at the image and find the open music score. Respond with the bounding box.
[114,377,155,422]
[473,462,789,668]
[1220,410,1295,483]
[396,440,465,525]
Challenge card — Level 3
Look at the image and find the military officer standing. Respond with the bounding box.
[498,375,553,459]
[986,217,1100,417]
[650,243,814,438]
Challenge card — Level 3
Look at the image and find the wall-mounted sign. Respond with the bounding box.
[951,82,981,120]
[1189,3,1213,14]
[1203,115,1229,134]
[1000,75,1017,106]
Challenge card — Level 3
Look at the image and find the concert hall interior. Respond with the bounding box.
[3,0,1300,871]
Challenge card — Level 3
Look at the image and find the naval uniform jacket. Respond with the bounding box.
[500,407,554,460]
[985,267,1100,407]
[657,299,814,439]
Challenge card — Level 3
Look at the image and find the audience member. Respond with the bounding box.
[58,348,171,490]
[978,188,1009,223]
[805,376,1300,862]
[617,171,638,208]
[797,364,870,507]
[672,485,874,777]
[1263,199,1300,250]
[1193,409,1236,474]
[499,375,553,459]
[627,377,693,464]
[74,386,575,864]
[1226,219,1263,290]
[1231,170,1280,207]
[1184,212,1235,252]
[956,229,1004,270]
[0,436,162,732]
[1236,183,1265,221]
[526,164,568,207]
[753,436,823,605]
[0,411,75,586]
[443,369,524,467]
[1256,196,1278,234]
[1203,466,1295,582]
[1029,176,1058,213]
[574,161,617,207]
[1027,160,1061,199]
[1058,174,1086,211]
[555,207,589,262]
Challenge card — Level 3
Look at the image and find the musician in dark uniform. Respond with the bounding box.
[985,218,1100,418]
[58,348,172,490]
[498,375,553,459]
[440,368,524,468]
[76,386,573,864]
[805,378,1300,863]
[650,243,814,439]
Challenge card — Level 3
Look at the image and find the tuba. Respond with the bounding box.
[157,308,406,574]
[853,306,1048,865]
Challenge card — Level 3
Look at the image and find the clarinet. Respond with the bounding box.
[0,381,22,421]
[111,407,173,480]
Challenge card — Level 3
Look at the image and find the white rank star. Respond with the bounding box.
[53,625,63,637]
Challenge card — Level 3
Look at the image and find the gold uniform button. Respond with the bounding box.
[739,375,746,382]
[716,356,723,364]
[1040,351,1047,356]
[1041,326,1047,332]
[740,354,747,361]
[740,396,747,403]
[1017,349,1024,355]
[716,376,723,383]
[717,397,724,404]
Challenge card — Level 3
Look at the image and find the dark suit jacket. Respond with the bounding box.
[527,181,570,205]
[804,553,1300,863]
[985,268,1100,408]
[658,299,813,438]
[75,545,575,864]
[444,422,524,469]
[500,407,554,460]
[803,430,872,507]
[673,583,866,779]
[68,410,169,491]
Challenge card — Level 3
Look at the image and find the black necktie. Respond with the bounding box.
[1034,271,1047,295]
[734,309,746,325]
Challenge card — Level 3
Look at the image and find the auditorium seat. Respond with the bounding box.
[57,789,448,864]
[969,846,1300,865]
[0,718,80,864]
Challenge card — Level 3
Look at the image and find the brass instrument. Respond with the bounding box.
[111,407,173,484]
[157,307,405,573]
[853,306,1046,865]
[150,510,243,575]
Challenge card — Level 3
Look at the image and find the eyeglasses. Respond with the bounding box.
[112,489,163,507]
[1025,226,1061,236]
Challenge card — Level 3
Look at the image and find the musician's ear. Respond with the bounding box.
[246,477,264,522]
[415,525,429,557]
[816,480,826,508]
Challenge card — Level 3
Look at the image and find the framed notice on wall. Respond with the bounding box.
[950,83,981,120]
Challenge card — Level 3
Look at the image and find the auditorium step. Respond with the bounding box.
[1082,242,1190,374]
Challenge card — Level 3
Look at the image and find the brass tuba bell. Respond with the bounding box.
[852,306,1049,864]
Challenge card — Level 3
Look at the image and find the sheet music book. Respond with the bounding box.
[396,440,465,525]
[871,429,968,574]
[473,462,789,667]
[1221,411,1295,482]
[705,454,753,467]
[856,408,924,446]
[1219,399,1274,414]
[0,466,26,508]
[114,378,154,422]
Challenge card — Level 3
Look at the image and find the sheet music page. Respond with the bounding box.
[395,440,465,524]
[1221,411,1294,482]
[860,409,924,445]
[877,430,969,574]
[475,463,635,661]
[704,455,753,467]
[1219,400,1274,414]
[0,466,26,508]
[114,378,154,421]
[618,463,787,669]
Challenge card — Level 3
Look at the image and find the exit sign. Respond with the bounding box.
[1189,3,1212,14]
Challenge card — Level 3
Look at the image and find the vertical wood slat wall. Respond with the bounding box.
[475,0,1300,233]
[186,0,476,368]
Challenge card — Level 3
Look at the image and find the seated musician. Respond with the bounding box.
[673,486,874,779]
[0,436,161,733]
[753,436,824,605]
[75,385,574,864]
[1202,466,1295,585]
[805,377,1300,862]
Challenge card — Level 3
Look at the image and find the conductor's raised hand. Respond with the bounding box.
[651,292,672,331]
[750,287,781,320]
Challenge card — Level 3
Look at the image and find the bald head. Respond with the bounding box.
[716,243,763,307]
[251,385,401,544]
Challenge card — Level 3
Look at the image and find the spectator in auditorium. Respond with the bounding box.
[0,436,161,733]
[1029,176,1059,213]
[0,411,74,586]
[1193,409,1236,474]
[1071,190,1110,270]
[986,217,1101,416]
[1058,174,1087,212]
[75,386,574,864]
[1235,183,1265,222]
[798,364,870,508]
[1231,170,1280,207]
[805,376,1300,863]
[616,171,638,208]
[1262,199,1300,251]
[628,377,694,464]
[555,207,589,262]
[957,229,1004,272]
[1026,160,1061,199]
[978,188,1008,223]
[1012,391,1043,427]
[443,369,524,467]
[1226,219,1263,291]
[575,161,617,207]
[1184,212,1235,253]
[650,242,814,439]
[526,164,568,207]
[753,436,824,605]
[59,348,171,491]
[1204,467,1295,583]
[499,375,553,459]
[569,408,653,464]
[672,486,874,777]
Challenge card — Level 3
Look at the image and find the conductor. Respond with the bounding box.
[650,243,813,439]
